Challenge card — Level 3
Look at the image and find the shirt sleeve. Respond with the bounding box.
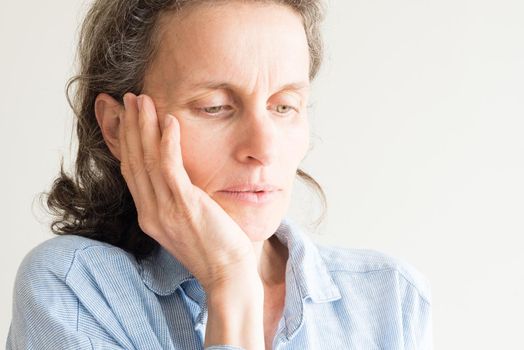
[401,278,433,350]
[204,346,246,350]
[6,245,124,350]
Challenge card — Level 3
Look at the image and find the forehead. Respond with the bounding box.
[148,1,310,92]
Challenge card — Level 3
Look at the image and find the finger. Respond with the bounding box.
[122,93,160,233]
[119,95,139,202]
[137,94,172,206]
[160,113,194,200]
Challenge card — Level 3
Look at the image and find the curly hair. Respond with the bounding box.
[41,0,328,261]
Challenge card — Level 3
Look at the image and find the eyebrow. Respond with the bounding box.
[187,80,310,93]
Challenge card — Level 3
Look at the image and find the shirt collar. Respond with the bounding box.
[138,217,341,303]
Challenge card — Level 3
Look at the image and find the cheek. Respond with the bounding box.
[178,124,223,189]
[285,119,309,164]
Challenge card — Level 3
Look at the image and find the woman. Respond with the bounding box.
[7,0,432,349]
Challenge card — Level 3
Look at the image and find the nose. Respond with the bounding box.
[234,108,279,166]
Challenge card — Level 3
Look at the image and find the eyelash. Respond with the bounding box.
[201,105,233,115]
[274,105,295,114]
[197,104,298,117]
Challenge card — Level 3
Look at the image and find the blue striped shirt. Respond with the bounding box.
[7,217,432,349]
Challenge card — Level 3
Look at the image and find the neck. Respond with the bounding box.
[252,235,288,288]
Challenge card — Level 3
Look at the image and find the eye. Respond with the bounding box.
[204,106,225,114]
[275,104,297,114]
[199,105,233,116]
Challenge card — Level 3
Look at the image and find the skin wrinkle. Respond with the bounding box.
[88,2,320,345]
[176,83,309,114]
[47,0,327,298]
[137,5,311,312]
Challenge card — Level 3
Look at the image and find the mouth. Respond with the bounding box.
[216,189,280,205]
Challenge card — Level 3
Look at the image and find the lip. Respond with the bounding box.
[219,183,281,192]
[217,190,279,205]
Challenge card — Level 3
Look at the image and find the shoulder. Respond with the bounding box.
[9,236,149,349]
[15,235,137,286]
[315,243,432,305]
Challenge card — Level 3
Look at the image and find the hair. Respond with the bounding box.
[41,0,328,261]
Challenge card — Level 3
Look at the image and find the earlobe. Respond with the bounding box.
[94,93,123,161]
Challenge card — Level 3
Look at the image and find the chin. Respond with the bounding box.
[222,206,285,242]
[241,220,280,242]
[211,191,290,242]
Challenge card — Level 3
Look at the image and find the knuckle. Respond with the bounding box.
[159,157,172,174]
[120,162,130,178]
[160,159,177,184]
[120,162,136,184]
[137,214,156,235]
[143,153,158,174]
[127,155,145,176]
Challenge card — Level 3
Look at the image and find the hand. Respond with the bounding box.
[119,92,258,293]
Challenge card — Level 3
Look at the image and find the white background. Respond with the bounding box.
[1,0,523,348]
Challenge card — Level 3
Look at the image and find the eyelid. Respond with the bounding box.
[269,92,302,113]
[195,104,234,117]
[273,91,302,107]
[190,89,235,105]
[190,89,304,117]
[190,90,236,116]
[205,105,233,112]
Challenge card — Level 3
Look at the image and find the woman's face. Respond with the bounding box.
[142,1,311,241]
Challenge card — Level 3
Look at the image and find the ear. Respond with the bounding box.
[94,93,124,161]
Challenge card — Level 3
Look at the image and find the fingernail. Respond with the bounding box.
[137,95,143,112]
[122,93,129,110]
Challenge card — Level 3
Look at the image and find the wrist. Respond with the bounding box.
[204,275,264,349]
[206,274,264,306]
[203,262,262,295]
